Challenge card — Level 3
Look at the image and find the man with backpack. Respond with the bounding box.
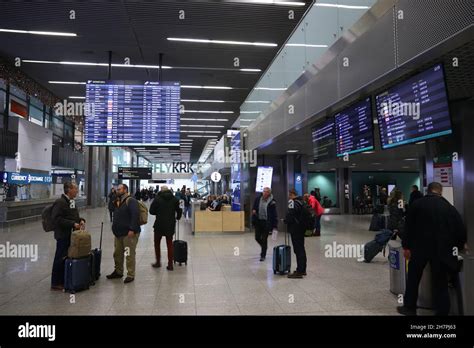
[106,183,141,284]
[285,189,308,279]
[50,181,85,291]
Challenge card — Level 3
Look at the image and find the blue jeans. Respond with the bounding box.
[184,205,192,219]
[314,215,321,231]
[51,235,71,286]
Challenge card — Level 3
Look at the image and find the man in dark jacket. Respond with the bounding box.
[107,183,140,283]
[398,182,467,316]
[150,185,182,271]
[285,189,307,279]
[408,185,423,207]
[51,181,85,291]
[108,187,117,223]
[252,187,278,262]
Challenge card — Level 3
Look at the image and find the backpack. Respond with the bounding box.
[299,200,315,230]
[42,204,55,232]
[126,197,149,226]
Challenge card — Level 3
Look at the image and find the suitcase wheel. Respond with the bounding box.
[179,262,182,266]
[185,262,187,266]
[273,270,276,275]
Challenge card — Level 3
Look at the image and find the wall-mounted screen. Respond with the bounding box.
[312,118,336,162]
[255,166,273,193]
[376,64,452,149]
[335,97,374,157]
[84,80,180,146]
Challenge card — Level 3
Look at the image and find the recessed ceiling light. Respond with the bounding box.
[308,162,315,165]
[240,68,262,72]
[49,81,86,85]
[314,3,370,10]
[181,99,226,103]
[362,151,374,154]
[240,111,261,114]
[68,96,85,99]
[254,87,287,91]
[286,149,298,153]
[184,110,234,114]
[0,28,77,36]
[404,158,418,161]
[167,37,277,47]
[416,141,425,145]
[286,43,328,48]
[248,1,306,6]
[245,100,270,104]
[181,85,233,90]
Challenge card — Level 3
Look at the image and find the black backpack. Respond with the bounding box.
[298,200,315,230]
[42,204,55,232]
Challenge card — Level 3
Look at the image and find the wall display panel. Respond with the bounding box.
[335,97,374,157]
[376,64,452,149]
[312,118,336,162]
[84,80,180,146]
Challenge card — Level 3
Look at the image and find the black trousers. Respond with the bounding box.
[51,235,71,286]
[109,209,114,222]
[404,253,451,315]
[255,219,269,258]
[290,229,307,273]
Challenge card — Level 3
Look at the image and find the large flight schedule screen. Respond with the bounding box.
[376,64,452,149]
[312,118,336,162]
[335,97,374,157]
[84,80,180,146]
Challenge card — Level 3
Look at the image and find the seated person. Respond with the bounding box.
[208,196,223,211]
[206,195,215,209]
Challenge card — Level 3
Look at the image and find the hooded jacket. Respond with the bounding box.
[252,194,278,231]
[150,190,183,237]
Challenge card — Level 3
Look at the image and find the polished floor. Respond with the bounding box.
[0,206,401,315]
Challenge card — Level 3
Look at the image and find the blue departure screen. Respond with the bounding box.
[335,97,374,157]
[376,64,452,149]
[312,118,336,162]
[84,80,180,146]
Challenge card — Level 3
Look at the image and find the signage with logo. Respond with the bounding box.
[389,249,400,270]
[294,173,303,196]
[211,171,222,183]
[7,172,53,185]
[230,132,241,211]
[154,162,195,174]
[118,167,152,180]
[255,166,273,193]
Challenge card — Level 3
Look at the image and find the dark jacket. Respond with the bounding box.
[387,203,404,232]
[183,194,191,207]
[252,195,278,231]
[284,197,305,235]
[52,194,81,240]
[402,193,467,272]
[408,190,423,207]
[150,190,182,237]
[108,192,117,211]
[112,194,140,237]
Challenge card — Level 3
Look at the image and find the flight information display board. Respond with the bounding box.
[255,166,273,193]
[312,118,336,162]
[335,97,374,157]
[376,64,452,149]
[84,80,180,146]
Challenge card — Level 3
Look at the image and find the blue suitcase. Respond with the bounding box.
[64,256,91,293]
[273,229,291,275]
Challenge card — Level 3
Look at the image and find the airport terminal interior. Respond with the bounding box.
[0,0,473,317]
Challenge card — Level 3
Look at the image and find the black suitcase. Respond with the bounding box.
[64,256,91,293]
[363,239,384,263]
[273,229,291,275]
[90,222,103,284]
[173,220,188,266]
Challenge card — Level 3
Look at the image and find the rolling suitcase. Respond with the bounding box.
[90,222,103,284]
[173,220,188,266]
[64,256,91,294]
[363,240,384,263]
[273,229,291,275]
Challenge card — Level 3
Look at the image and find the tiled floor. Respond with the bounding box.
[0,207,401,315]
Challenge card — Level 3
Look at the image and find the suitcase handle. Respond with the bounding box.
[99,222,103,249]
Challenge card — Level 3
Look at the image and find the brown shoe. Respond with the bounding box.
[51,285,64,291]
[152,262,161,268]
[124,277,134,284]
[167,264,174,271]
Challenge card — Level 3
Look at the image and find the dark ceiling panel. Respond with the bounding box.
[0,0,312,161]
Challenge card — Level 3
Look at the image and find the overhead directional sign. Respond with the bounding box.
[118,167,152,180]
